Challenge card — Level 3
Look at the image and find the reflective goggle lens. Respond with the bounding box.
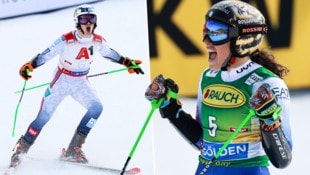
[78,14,96,24]
[204,19,229,44]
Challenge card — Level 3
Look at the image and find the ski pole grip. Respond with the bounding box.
[167,89,178,99]
[26,68,30,75]
[151,98,163,109]
[150,90,178,109]
[129,60,141,69]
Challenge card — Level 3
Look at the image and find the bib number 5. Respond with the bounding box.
[208,116,217,137]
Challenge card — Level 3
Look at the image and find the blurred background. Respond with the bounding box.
[148,1,308,174]
[148,0,308,96]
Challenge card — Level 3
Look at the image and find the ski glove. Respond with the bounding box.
[145,74,166,100]
[249,83,282,130]
[145,74,182,119]
[19,62,34,80]
[19,54,42,81]
[119,57,144,74]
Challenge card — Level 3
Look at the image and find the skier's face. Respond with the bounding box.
[203,19,232,70]
[203,38,231,71]
[78,14,96,37]
[80,23,95,37]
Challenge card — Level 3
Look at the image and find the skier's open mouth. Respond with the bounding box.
[209,51,217,61]
[86,27,91,32]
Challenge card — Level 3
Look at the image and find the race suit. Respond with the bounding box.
[23,30,124,143]
[194,60,292,174]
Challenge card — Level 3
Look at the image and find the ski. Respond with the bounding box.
[2,167,15,175]
[66,162,141,174]
[2,157,141,175]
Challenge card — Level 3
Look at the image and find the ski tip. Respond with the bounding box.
[128,167,141,174]
[3,167,14,175]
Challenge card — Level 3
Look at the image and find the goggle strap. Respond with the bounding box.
[229,27,239,38]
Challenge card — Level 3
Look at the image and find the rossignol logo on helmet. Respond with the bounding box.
[202,84,246,108]
[241,26,267,34]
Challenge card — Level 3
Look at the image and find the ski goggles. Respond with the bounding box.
[203,19,268,45]
[203,19,231,45]
[78,14,97,25]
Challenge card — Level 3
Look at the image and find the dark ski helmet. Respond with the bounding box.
[204,0,267,57]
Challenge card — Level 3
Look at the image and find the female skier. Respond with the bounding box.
[9,4,144,168]
[145,1,292,174]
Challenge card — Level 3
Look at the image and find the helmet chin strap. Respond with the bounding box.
[81,28,85,35]
[220,52,236,71]
[76,25,85,35]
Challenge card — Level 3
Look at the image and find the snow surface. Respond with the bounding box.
[0,0,307,174]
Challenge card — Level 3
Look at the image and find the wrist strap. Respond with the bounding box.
[262,106,282,125]
[167,89,178,99]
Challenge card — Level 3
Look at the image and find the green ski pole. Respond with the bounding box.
[12,69,30,137]
[14,66,139,94]
[120,90,178,175]
[199,109,255,174]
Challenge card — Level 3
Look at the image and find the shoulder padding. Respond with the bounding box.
[93,33,105,42]
[63,31,76,43]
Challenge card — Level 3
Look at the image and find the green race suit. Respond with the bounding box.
[196,60,291,167]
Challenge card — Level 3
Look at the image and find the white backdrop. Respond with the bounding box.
[0,0,153,174]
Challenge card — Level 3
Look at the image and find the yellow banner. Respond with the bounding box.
[148,0,309,96]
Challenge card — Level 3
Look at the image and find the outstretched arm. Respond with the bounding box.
[19,36,66,80]
[101,47,144,75]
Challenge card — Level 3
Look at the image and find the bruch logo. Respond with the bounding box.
[202,84,246,108]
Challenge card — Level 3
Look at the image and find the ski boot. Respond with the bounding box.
[10,135,32,167]
[61,130,88,164]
